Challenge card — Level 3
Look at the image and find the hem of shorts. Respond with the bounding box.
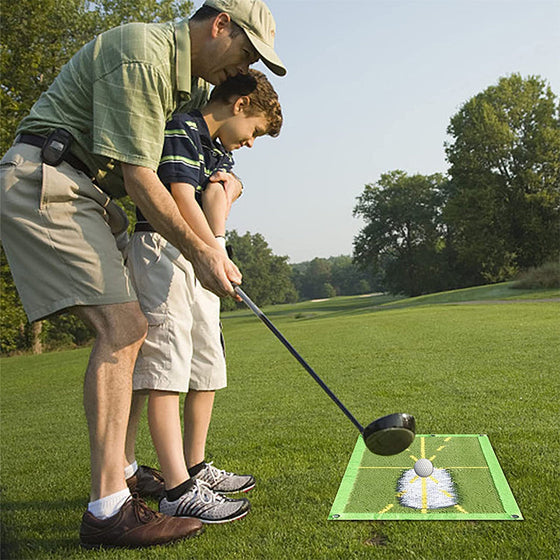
[133,382,227,393]
[26,294,138,323]
[189,383,227,392]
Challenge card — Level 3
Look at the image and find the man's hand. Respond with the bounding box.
[191,244,242,298]
[208,171,243,205]
[122,163,241,298]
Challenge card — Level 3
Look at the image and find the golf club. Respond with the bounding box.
[234,285,416,455]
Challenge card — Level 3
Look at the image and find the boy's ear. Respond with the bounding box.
[233,96,251,114]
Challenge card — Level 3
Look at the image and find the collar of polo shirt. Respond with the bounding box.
[174,18,192,101]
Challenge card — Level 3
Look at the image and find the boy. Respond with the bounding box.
[125,70,282,523]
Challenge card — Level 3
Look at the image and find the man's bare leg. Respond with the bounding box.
[74,301,147,501]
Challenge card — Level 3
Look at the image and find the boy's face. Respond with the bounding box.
[218,111,269,152]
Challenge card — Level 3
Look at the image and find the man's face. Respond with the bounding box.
[218,111,268,152]
[202,17,260,85]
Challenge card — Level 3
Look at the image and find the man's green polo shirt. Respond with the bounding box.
[17,19,210,198]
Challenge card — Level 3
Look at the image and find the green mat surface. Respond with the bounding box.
[329,434,522,521]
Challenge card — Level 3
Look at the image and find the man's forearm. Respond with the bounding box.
[122,164,205,261]
[121,163,242,298]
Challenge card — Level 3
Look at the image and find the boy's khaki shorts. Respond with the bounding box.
[127,232,226,393]
[0,143,136,322]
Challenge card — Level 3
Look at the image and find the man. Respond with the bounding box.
[0,0,286,549]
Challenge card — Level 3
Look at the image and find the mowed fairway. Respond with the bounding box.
[1,284,558,559]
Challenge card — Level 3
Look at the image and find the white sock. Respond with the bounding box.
[88,488,131,520]
[124,461,138,480]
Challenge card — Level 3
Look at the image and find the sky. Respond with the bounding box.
[195,0,560,264]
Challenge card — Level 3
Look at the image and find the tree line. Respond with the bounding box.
[0,231,373,353]
[1,2,558,353]
[353,74,559,297]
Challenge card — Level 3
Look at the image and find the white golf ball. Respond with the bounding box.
[414,458,434,477]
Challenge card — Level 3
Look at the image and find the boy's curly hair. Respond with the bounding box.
[209,70,283,137]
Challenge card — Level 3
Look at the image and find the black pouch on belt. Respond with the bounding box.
[40,129,73,166]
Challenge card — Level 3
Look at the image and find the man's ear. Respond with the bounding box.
[211,12,232,38]
[233,95,251,114]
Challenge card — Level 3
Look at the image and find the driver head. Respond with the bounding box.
[362,413,416,455]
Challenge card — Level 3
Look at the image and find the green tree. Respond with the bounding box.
[0,0,193,353]
[296,258,332,300]
[329,255,373,296]
[444,74,560,283]
[1,0,192,154]
[0,249,28,353]
[224,230,297,310]
[353,171,448,296]
[291,255,374,300]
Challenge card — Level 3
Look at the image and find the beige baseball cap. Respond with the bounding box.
[203,0,287,76]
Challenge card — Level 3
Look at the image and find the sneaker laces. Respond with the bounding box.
[204,462,232,484]
[193,479,228,504]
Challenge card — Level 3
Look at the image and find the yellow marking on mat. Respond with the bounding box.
[455,505,468,514]
[437,446,446,452]
[396,490,408,498]
[429,455,436,462]
[429,475,439,484]
[439,489,454,499]
[358,466,414,469]
[444,466,489,469]
[410,475,419,483]
[421,478,428,513]
[378,504,394,514]
[410,455,419,462]
[359,465,488,469]
[421,437,426,459]
[444,437,452,442]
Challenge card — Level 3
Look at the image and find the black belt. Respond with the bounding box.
[16,133,92,177]
[134,222,155,232]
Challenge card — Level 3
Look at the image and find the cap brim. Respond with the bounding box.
[245,31,287,76]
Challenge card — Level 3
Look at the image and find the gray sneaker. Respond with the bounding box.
[192,462,256,494]
[159,480,250,524]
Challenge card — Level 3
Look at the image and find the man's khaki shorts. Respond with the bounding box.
[0,143,136,321]
[127,232,226,393]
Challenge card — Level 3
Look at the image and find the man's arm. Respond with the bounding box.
[121,163,241,297]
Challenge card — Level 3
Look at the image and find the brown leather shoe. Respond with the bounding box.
[126,465,165,499]
[79,494,203,549]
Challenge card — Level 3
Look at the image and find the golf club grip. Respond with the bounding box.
[234,285,365,433]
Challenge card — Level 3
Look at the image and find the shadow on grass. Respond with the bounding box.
[1,496,87,558]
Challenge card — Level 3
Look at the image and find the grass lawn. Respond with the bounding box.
[1,284,559,559]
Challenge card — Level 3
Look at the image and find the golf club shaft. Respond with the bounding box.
[234,285,365,433]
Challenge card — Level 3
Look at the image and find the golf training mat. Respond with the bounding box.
[329,434,522,521]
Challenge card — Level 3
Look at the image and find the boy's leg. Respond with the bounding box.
[183,390,216,468]
[125,391,147,467]
[148,390,251,524]
[186,286,255,494]
[147,391,190,490]
[123,391,165,500]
